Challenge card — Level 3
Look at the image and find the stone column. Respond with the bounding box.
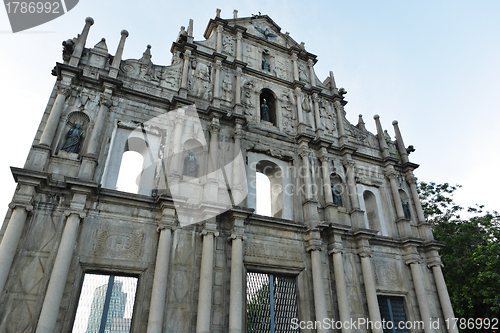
[170,110,186,176]
[292,52,299,81]
[385,168,405,220]
[373,114,389,158]
[180,49,192,90]
[0,202,33,293]
[231,122,244,205]
[319,152,335,221]
[38,85,71,147]
[430,264,458,333]
[360,253,383,333]
[330,249,352,333]
[308,59,316,86]
[235,67,242,105]
[213,59,222,107]
[196,221,219,333]
[69,17,94,67]
[236,32,243,61]
[228,214,246,333]
[312,93,323,136]
[343,159,359,210]
[299,147,313,201]
[409,261,434,333]
[306,231,329,333]
[216,25,223,54]
[109,30,129,78]
[294,87,304,124]
[146,220,176,333]
[405,173,425,223]
[36,210,86,333]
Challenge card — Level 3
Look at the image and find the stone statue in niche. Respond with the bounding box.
[183,151,199,177]
[332,185,343,207]
[61,124,83,153]
[262,58,271,72]
[401,200,411,219]
[222,74,232,102]
[261,99,270,122]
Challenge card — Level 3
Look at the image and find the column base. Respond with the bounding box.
[78,155,97,180]
[233,103,244,116]
[302,200,320,227]
[212,97,221,108]
[418,222,434,240]
[349,209,366,229]
[396,218,412,238]
[178,87,188,99]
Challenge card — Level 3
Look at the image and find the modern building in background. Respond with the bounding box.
[85,280,128,333]
[0,10,458,333]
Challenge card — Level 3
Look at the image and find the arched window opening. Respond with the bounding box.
[363,190,381,231]
[256,160,283,218]
[116,151,144,194]
[260,89,277,126]
[256,172,271,216]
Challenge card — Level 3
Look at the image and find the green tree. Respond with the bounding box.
[417,182,500,320]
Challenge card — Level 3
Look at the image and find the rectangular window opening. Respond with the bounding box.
[72,273,138,333]
[246,272,299,333]
[378,295,409,333]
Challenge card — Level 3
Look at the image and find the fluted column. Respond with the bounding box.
[386,168,405,220]
[405,173,425,223]
[235,67,242,105]
[306,231,329,333]
[231,122,244,205]
[292,52,299,81]
[294,87,304,124]
[360,253,383,333]
[320,151,335,221]
[330,249,352,333]
[109,30,129,79]
[409,261,434,333]
[312,93,323,136]
[146,221,175,333]
[69,17,94,67]
[180,49,192,90]
[0,202,33,293]
[213,59,222,107]
[216,25,223,54]
[39,85,71,147]
[430,264,458,333]
[86,95,112,157]
[196,221,219,333]
[299,148,313,201]
[343,159,359,210]
[36,210,86,333]
[236,32,243,61]
[229,214,246,333]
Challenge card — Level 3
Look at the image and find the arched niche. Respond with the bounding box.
[330,174,347,208]
[363,190,382,232]
[260,88,277,126]
[57,111,90,155]
[182,139,206,179]
[398,189,413,222]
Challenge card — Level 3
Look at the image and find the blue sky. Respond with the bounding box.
[1,0,499,221]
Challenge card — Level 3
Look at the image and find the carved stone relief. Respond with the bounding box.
[245,242,304,262]
[373,258,403,289]
[222,35,234,56]
[280,90,296,135]
[189,61,213,100]
[221,72,233,102]
[93,226,144,260]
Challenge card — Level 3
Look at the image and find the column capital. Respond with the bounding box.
[201,221,219,237]
[8,202,33,212]
[201,229,219,237]
[236,67,243,75]
[209,122,220,134]
[427,260,443,268]
[342,158,355,169]
[174,112,187,125]
[312,92,319,102]
[56,85,71,97]
[214,59,222,69]
[157,223,177,233]
[405,258,422,265]
[405,172,418,184]
[63,210,86,219]
[294,86,302,95]
[384,167,398,179]
[184,49,192,57]
[217,24,224,33]
[229,233,246,241]
[328,248,344,255]
[99,95,113,108]
[298,146,311,158]
[236,31,242,40]
[291,52,298,61]
[307,58,314,67]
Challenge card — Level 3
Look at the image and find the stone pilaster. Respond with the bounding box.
[212,59,222,107]
[407,259,434,333]
[312,93,323,136]
[291,52,299,81]
[228,212,247,333]
[179,49,192,98]
[334,101,348,146]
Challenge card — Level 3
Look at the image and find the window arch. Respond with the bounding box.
[260,89,277,126]
[256,160,283,218]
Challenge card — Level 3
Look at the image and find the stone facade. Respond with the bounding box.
[0,11,457,333]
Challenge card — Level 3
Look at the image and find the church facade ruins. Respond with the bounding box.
[0,10,457,333]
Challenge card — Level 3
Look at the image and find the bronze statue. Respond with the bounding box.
[401,199,411,219]
[332,185,343,207]
[183,150,199,177]
[262,58,271,72]
[261,99,270,122]
[61,124,83,153]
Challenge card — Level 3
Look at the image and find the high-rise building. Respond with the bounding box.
[0,10,457,333]
[85,280,128,333]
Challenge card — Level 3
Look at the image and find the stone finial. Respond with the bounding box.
[392,120,410,163]
[68,17,95,67]
[187,19,194,36]
[300,42,305,49]
[233,10,238,19]
[357,114,366,131]
[140,45,152,65]
[85,17,94,25]
[109,29,129,78]
[216,8,221,18]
